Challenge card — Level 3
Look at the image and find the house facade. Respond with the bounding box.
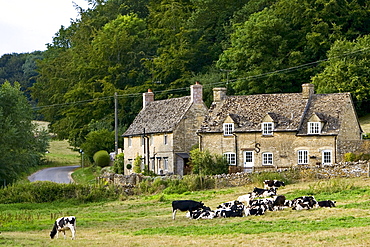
[197,84,363,172]
[122,82,208,175]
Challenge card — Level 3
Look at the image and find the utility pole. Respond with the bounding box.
[114,92,118,155]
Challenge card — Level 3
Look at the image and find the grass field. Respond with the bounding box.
[2,120,369,246]
[1,177,370,246]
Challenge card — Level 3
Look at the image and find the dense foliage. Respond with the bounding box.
[0,82,49,184]
[2,0,370,149]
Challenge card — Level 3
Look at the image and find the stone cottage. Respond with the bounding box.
[122,82,208,175]
[197,84,363,172]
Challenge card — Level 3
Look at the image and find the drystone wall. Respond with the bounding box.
[100,161,370,190]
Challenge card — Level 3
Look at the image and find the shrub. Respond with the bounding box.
[133,155,142,173]
[189,149,228,175]
[113,153,125,174]
[93,150,111,167]
[344,152,356,162]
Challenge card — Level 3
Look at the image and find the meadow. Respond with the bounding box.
[2,126,370,247]
[1,177,370,246]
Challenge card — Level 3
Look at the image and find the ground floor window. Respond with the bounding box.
[322,150,332,165]
[223,152,236,165]
[298,150,308,165]
[262,152,273,165]
[164,157,169,171]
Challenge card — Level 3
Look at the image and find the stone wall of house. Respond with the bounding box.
[100,161,370,192]
[337,140,370,158]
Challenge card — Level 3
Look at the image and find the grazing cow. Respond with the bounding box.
[292,196,317,210]
[318,200,336,208]
[272,195,286,211]
[253,187,276,197]
[50,216,76,240]
[172,200,204,220]
[264,180,285,190]
[244,205,268,216]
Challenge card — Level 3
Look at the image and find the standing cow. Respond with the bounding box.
[50,216,76,240]
[172,200,205,220]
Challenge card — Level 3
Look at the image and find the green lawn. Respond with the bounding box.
[1,178,370,246]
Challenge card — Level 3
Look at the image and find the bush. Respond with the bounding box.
[0,181,119,204]
[344,152,357,162]
[189,149,228,175]
[133,155,142,173]
[113,153,125,174]
[93,150,111,167]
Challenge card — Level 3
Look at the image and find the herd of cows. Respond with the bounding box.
[50,179,336,240]
[172,180,336,220]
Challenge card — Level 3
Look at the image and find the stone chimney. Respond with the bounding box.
[302,83,314,99]
[143,89,154,109]
[190,82,203,104]
[213,87,227,102]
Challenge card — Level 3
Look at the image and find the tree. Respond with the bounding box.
[80,129,115,161]
[0,82,48,184]
[312,35,370,116]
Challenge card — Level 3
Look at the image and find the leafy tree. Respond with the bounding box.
[133,155,142,173]
[0,82,49,184]
[80,129,115,161]
[113,153,125,174]
[189,149,228,175]
[312,35,370,116]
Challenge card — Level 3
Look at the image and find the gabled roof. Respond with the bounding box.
[123,96,192,136]
[297,93,353,135]
[199,92,356,135]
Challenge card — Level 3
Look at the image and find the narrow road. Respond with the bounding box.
[28,165,80,183]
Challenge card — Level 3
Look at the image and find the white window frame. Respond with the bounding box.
[262,122,274,135]
[322,150,332,165]
[262,152,273,165]
[223,123,234,136]
[298,150,309,165]
[223,152,236,166]
[308,122,321,134]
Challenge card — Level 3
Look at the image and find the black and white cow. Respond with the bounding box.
[50,216,76,240]
[215,200,244,218]
[186,207,215,220]
[272,195,286,211]
[318,200,336,208]
[291,196,317,210]
[250,198,275,211]
[244,204,268,216]
[253,187,277,197]
[237,193,256,206]
[172,200,205,220]
[264,180,285,190]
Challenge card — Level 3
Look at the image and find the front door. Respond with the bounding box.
[243,151,254,173]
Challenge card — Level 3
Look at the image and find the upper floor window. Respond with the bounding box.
[164,134,168,145]
[298,150,308,165]
[223,123,234,136]
[262,152,273,165]
[128,137,132,147]
[223,152,236,166]
[262,122,274,135]
[308,122,321,134]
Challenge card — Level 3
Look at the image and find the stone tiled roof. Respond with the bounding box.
[297,93,353,135]
[123,96,191,136]
[199,92,353,134]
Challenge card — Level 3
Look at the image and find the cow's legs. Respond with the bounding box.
[63,230,66,239]
[172,209,177,220]
[70,227,76,240]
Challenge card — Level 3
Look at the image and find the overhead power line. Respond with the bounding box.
[33,46,370,110]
